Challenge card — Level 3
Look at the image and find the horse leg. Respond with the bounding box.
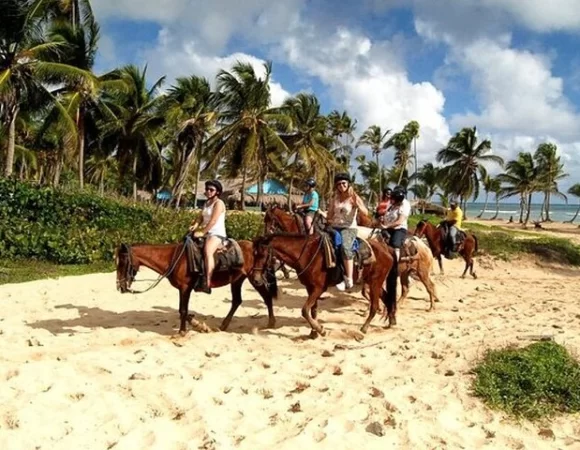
[437,254,444,275]
[220,278,243,331]
[470,254,477,279]
[461,254,469,278]
[420,268,438,311]
[178,287,193,336]
[383,263,399,328]
[398,269,410,306]
[302,285,326,338]
[360,280,381,334]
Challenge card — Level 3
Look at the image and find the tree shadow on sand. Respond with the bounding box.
[26,304,308,337]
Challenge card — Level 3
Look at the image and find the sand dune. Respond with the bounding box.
[1,256,580,449]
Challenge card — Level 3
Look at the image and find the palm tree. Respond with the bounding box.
[533,143,568,221]
[327,110,357,170]
[383,120,420,187]
[409,183,429,213]
[565,184,580,224]
[477,174,495,218]
[497,152,539,225]
[436,126,503,217]
[161,75,216,207]
[281,93,337,205]
[0,0,84,177]
[102,64,166,200]
[354,154,386,204]
[488,177,502,220]
[205,61,290,209]
[410,162,440,201]
[356,125,391,195]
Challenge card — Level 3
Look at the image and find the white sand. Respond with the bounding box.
[1,256,580,449]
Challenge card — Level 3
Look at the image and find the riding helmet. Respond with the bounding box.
[334,172,351,184]
[392,185,406,202]
[304,177,316,188]
[205,179,223,195]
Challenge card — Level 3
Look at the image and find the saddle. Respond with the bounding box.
[184,235,244,276]
[320,227,375,285]
[438,221,467,252]
[377,229,419,261]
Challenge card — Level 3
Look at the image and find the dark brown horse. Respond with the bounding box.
[251,232,399,338]
[114,240,278,335]
[414,219,478,279]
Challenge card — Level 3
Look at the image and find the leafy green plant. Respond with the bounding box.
[472,341,580,420]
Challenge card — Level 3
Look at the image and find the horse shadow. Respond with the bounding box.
[26,303,308,337]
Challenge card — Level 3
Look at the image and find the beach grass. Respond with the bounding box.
[472,341,580,421]
[0,259,113,285]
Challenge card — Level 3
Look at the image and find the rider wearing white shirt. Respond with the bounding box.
[381,185,411,261]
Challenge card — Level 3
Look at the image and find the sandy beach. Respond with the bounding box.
[1,253,580,449]
[467,218,580,245]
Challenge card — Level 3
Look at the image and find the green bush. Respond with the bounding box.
[0,179,264,264]
[472,341,580,420]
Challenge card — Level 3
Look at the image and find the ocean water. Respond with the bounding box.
[456,202,580,222]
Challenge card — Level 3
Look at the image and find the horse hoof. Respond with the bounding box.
[472,274,478,279]
[267,321,276,329]
[319,327,327,337]
[309,330,319,339]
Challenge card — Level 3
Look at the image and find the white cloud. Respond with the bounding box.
[93,0,304,52]
[279,27,452,166]
[450,38,580,139]
[144,29,290,106]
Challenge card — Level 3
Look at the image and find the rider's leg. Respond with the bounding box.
[341,228,357,289]
[204,235,221,291]
[449,226,457,251]
[304,213,314,235]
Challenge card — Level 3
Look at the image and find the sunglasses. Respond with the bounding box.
[205,187,216,192]
[336,181,348,187]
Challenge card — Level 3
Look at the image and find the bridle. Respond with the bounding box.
[116,241,187,294]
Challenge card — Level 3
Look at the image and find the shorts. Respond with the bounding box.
[304,210,317,218]
[387,228,407,249]
[334,227,357,260]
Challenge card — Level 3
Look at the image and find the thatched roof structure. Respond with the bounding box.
[194,178,303,205]
[228,192,304,205]
[411,200,447,216]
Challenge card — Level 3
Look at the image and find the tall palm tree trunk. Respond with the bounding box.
[491,195,500,220]
[524,192,533,225]
[132,154,138,202]
[519,195,525,223]
[4,106,19,177]
[172,144,196,209]
[193,155,202,209]
[375,151,382,196]
[240,167,247,211]
[77,108,85,189]
[545,190,552,222]
[477,193,489,218]
[565,202,580,223]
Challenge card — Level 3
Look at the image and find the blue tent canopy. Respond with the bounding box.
[156,190,172,201]
[246,179,288,195]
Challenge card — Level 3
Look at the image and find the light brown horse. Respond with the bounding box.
[265,206,439,310]
[251,232,399,338]
[114,240,278,335]
[414,219,478,279]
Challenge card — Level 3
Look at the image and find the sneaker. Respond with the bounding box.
[336,281,346,291]
[345,278,353,290]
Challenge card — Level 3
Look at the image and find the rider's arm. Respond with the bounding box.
[354,194,369,216]
[326,198,335,222]
[202,200,225,234]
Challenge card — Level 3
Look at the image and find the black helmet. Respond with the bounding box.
[205,179,223,195]
[334,172,350,184]
[382,187,392,196]
[392,185,406,202]
[304,178,316,188]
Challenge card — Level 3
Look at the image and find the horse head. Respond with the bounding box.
[251,235,274,287]
[115,243,140,293]
[414,219,429,238]
[264,205,299,234]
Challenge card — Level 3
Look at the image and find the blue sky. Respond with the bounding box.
[92,0,580,203]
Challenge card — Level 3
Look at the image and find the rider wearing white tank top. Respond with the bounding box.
[201,200,227,238]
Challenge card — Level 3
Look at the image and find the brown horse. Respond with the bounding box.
[414,219,478,279]
[251,232,399,338]
[265,206,439,310]
[114,239,278,335]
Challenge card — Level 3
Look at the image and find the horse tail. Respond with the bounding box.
[382,248,398,320]
[264,266,279,299]
[472,233,479,254]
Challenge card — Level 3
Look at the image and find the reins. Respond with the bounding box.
[120,240,187,294]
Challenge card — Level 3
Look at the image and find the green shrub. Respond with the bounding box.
[0,179,265,264]
[472,341,580,420]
